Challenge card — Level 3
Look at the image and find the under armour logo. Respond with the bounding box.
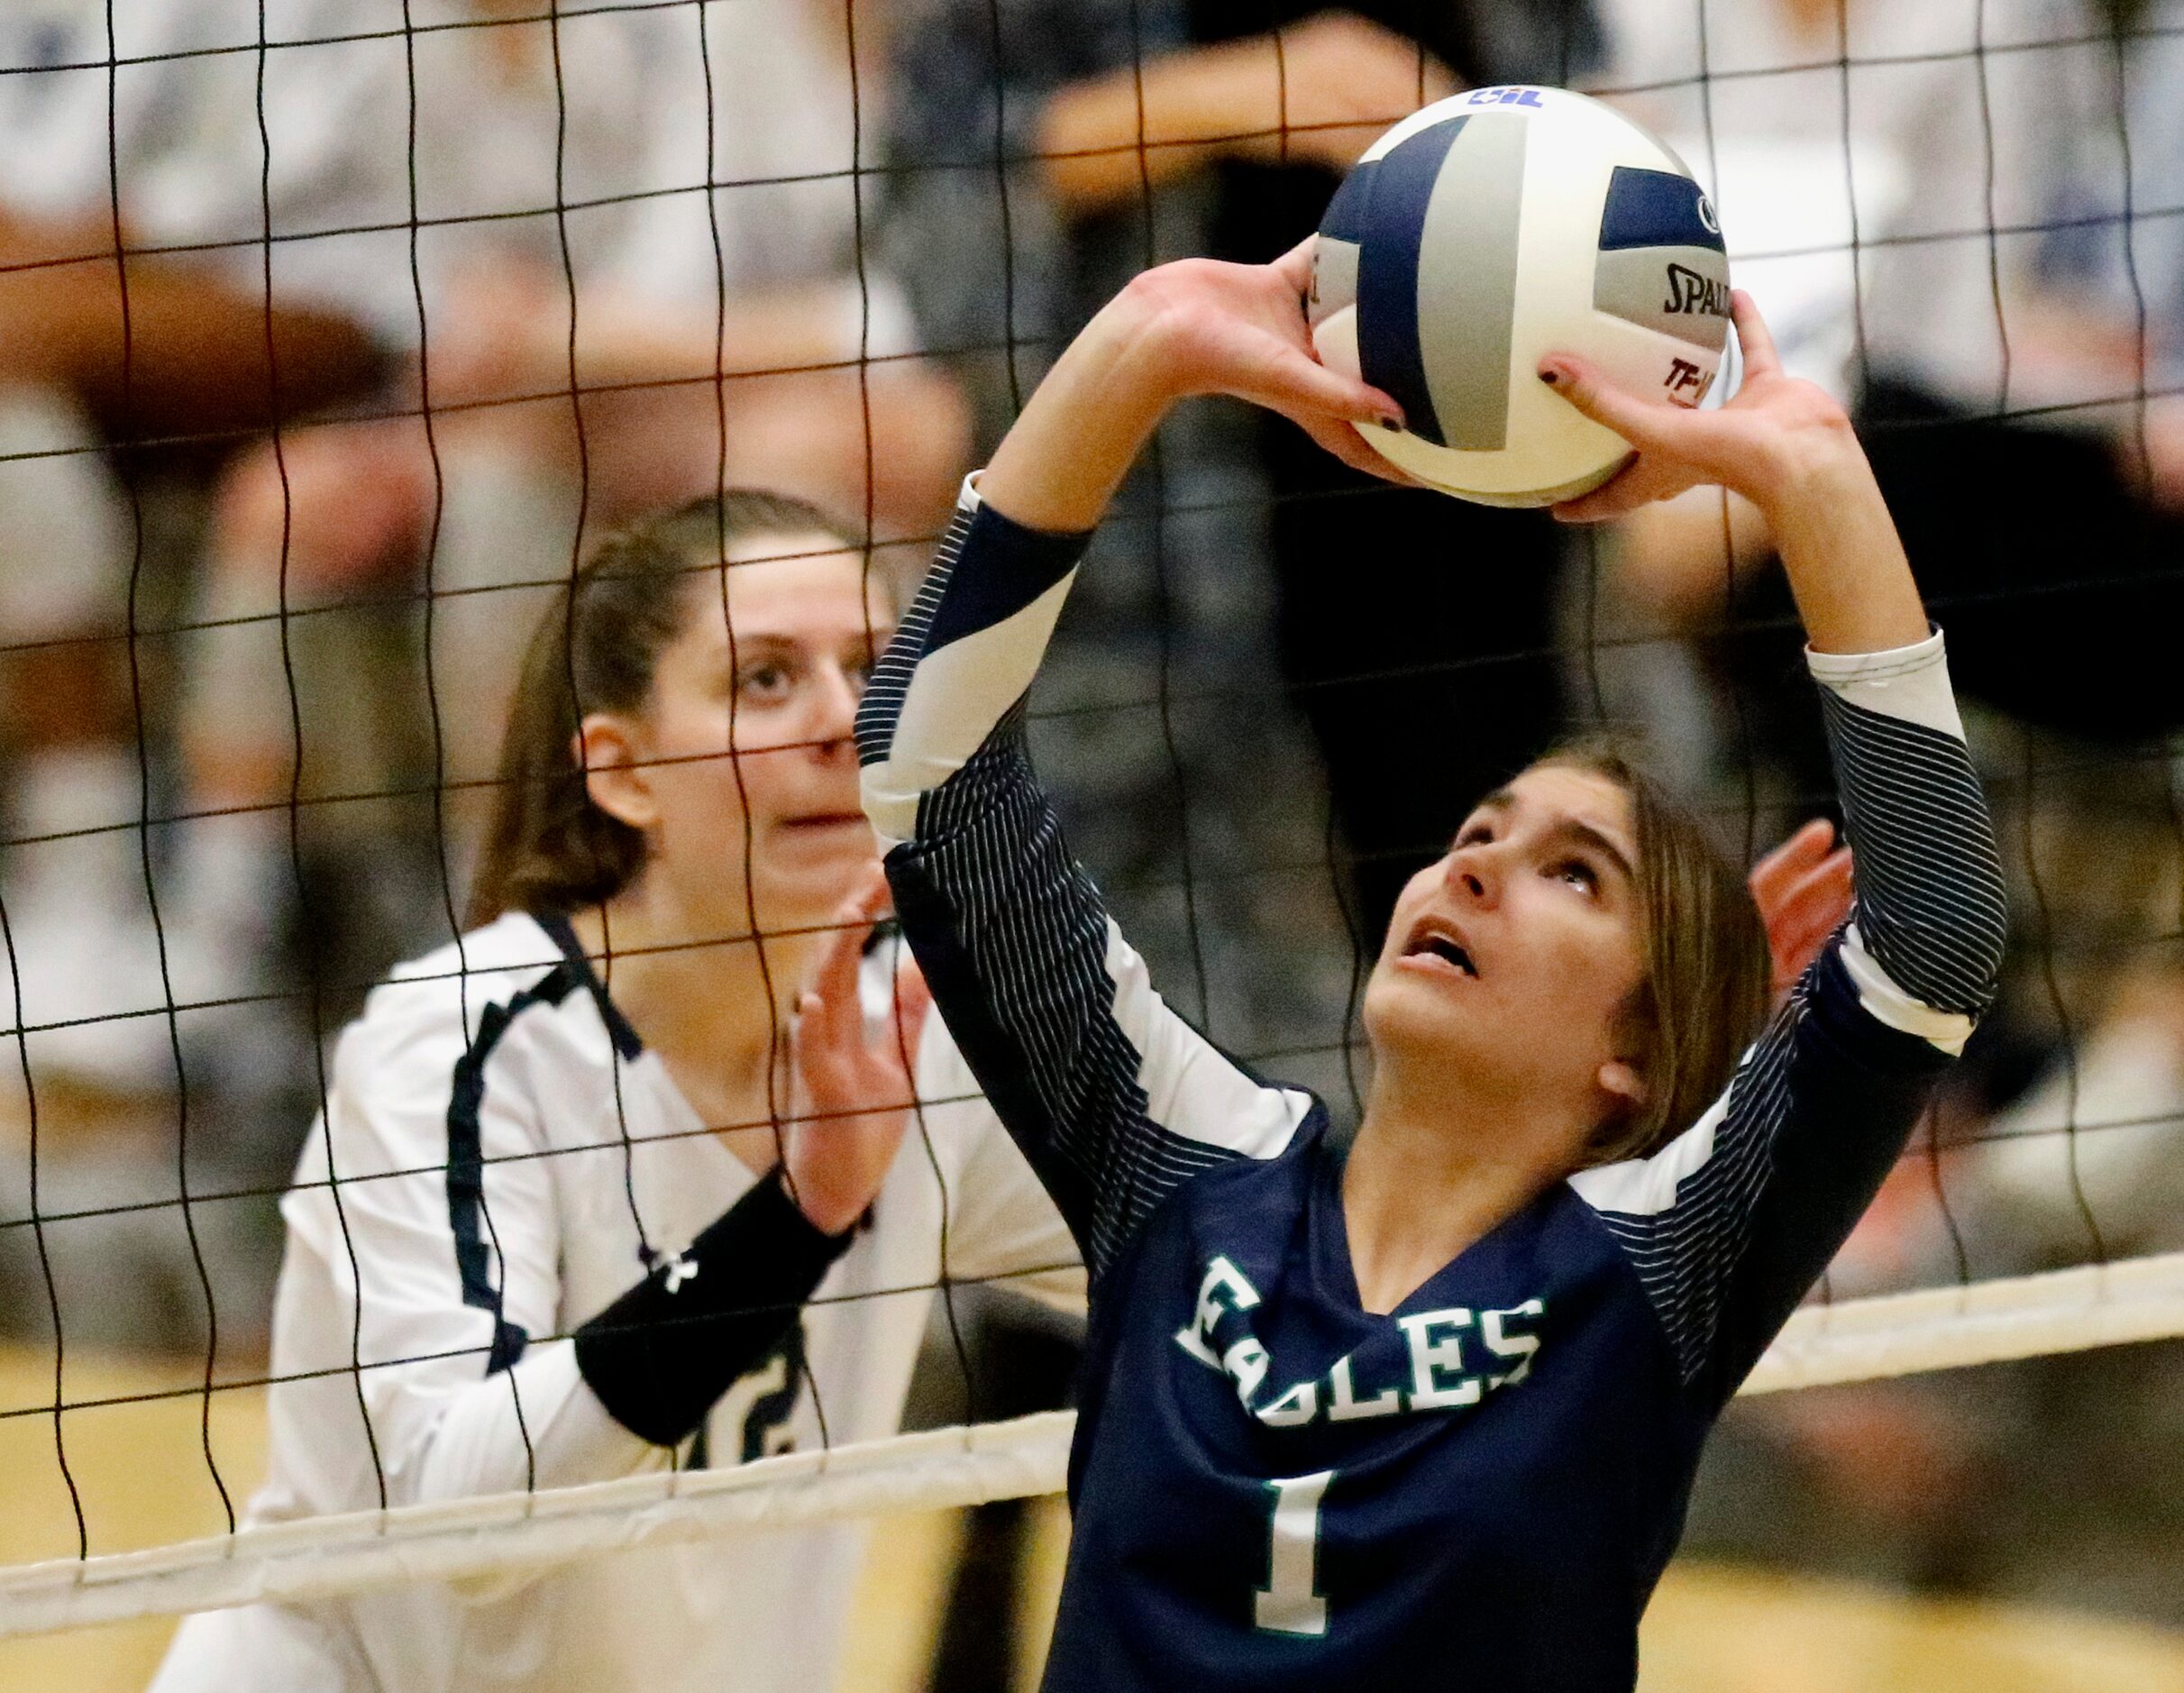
[662,1253,700,1294]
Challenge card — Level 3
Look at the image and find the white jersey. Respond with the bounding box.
[153,912,1080,1693]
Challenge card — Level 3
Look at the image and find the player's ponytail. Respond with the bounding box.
[1533,738,1772,1167]
[468,490,852,928]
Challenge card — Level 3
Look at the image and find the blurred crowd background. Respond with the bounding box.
[2,0,2182,1683]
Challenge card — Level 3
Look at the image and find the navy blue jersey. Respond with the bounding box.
[857,485,2006,1690]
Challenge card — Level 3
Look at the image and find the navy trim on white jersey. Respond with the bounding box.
[539,910,645,1060]
[445,959,583,1374]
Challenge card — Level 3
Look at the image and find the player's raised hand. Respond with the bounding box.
[1539,292,1859,523]
[1749,818,1855,999]
[1128,243,1413,479]
[980,243,1414,532]
[784,870,932,1236]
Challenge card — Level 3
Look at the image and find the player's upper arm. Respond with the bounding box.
[286,981,568,1496]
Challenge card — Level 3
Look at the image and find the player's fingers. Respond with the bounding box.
[1536,354,1684,453]
[1749,818,1837,906]
[810,901,873,1045]
[1549,453,1690,524]
[1773,861,1854,957]
[1294,412,1424,485]
[1770,908,1842,991]
[1771,851,1852,922]
[1272,235,1320,296]
[1782,846,1854,905]
[1253,342,1404,428]
[796,991,846,1098]
[891,958,933,1070]
[1728,291,1783,380]
[1778,870,1850,941]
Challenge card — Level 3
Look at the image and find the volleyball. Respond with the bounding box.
[1309,85,1731,507]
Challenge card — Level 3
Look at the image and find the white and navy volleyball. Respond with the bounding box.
[1309,86,1732,508]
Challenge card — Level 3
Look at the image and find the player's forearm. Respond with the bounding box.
[1810,634,2007,1024]
[571,1167,852,1448]
[977,279,1182,532]
[1754,428,1929,657]
[411,1339,660,1503]
[403,1174,852,1498]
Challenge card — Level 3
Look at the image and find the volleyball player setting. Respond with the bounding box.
[1310,86,1731,506]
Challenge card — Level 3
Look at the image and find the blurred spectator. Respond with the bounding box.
[166,0,678,1054]
[0,0,392,1100]
[2108,1,2184,509]
[1593,0,2184,750]
[165,0,973,1068]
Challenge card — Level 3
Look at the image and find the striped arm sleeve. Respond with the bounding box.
[1570,629,2006,1404]
[857,482,1311,1284]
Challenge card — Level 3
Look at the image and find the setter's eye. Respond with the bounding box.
[1553,858,1600,895]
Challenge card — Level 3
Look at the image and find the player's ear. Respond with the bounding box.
[1596,1057,1648,1112]
[577,714,657,832]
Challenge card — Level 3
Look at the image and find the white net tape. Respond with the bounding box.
[8,1249,2184,1640]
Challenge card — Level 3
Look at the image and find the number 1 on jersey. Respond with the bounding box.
[1255,1469,1334,1636]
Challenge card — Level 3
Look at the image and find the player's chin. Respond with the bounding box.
[754,819,878,911]
[1360,961,1482,1055]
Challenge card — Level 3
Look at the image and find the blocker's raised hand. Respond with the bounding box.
[1749,818,1855,1000]
[784,871,932,1236]
[1539,292,1859,523]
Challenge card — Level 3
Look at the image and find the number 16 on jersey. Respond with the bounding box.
[1256,1470,1335,1636]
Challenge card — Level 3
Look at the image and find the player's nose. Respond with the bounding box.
[1442,843,1499,910]
[808,663,860,759]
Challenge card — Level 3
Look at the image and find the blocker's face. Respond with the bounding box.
[638,533,890,935]
[1364,765,1647,1113]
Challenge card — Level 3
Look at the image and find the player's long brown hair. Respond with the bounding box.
[467,490,853,929]
[1533,737,1773,1167]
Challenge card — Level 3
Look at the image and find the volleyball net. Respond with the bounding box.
[12,1252,2184,1640]
[2,0,2182,1643]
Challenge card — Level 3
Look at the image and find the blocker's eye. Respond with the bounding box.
[738,661,794,702]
